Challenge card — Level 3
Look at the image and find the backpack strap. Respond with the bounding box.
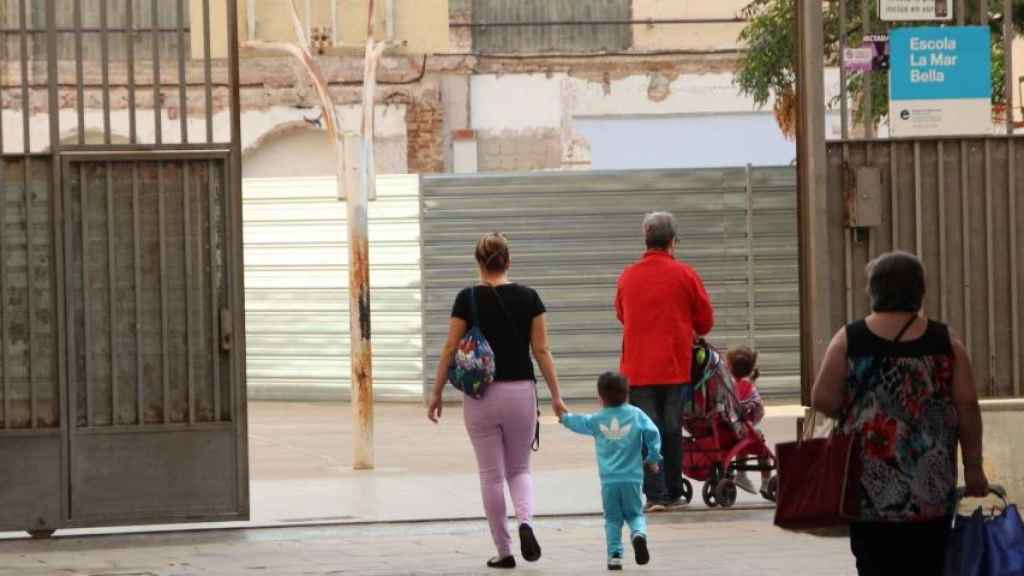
[469,285,479,326]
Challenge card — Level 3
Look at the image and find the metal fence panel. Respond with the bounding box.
[243,175,423,401]
[826,138,1024,398]
[471,0,631,53]
[0,157,58,430]
[421,167,800,400]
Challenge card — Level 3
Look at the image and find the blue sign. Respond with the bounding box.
[890,26,991,101]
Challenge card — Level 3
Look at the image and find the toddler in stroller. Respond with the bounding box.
[680,339,777,508]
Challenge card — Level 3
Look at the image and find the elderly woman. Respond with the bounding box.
[427,232,568,570]
[811,251,988,576]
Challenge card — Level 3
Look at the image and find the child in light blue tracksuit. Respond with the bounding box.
[560,372,662,571]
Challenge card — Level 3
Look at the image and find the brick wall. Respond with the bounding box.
[406,95,446,174]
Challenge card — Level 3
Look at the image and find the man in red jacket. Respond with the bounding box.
[615,212,714,510]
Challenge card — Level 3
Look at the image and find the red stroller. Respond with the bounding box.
[679,340,778,508]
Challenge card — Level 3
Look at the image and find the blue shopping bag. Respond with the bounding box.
[946,485,1024,576]
[946,507,986,576]
[982,503,1024,576]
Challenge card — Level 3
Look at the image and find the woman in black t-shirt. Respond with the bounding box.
[427,232,567,570]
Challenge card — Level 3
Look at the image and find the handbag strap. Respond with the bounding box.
[891,314,918,345]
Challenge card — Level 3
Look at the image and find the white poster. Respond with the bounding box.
[880,0,954,21]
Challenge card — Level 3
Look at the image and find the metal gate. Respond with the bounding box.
[421,168,800,401]
[796,0,1024,400]
[0,0,247,533]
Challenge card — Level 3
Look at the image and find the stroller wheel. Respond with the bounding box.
[680,479,694,504]
[715,478,738,508]
[701,481,718,507]
[764,475,779,502]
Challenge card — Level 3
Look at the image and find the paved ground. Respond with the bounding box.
[246,401,801,524]
[0,402,820,575]
[0,509,857,576]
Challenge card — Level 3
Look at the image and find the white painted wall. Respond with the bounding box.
[242,128,407,178]
[470,74,564,131]
[2,104,408,157]
[470,70,846,170]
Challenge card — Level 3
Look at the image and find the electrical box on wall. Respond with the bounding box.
[845,165,882,228]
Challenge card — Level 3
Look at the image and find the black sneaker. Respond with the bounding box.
[519,523,541,562]
[487,556,516,569]
[632,534,650,565]
[607,554,623,571]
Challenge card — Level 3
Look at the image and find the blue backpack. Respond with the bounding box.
[448,287,496,398]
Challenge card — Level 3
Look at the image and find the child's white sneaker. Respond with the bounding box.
[735,471,756,494]
[607,554,623,571]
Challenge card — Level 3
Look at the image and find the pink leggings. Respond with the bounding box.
[463,380,538,558]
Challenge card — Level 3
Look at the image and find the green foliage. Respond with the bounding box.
[736,0,1023,134]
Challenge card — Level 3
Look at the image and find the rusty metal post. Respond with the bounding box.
[795,0,830,407]
[242,0,382,469]
[349,0,391,471]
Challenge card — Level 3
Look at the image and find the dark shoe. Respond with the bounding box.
[632,534,650,565]
[662,496,688,510]
[643,501,666,513]
[607,554,623,571]
[487,556,516,569]
[519,523,541,562]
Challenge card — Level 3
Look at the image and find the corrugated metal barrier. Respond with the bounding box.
[243,175,422,401]
[420,167,800,400]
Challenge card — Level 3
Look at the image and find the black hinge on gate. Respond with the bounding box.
[220,309,233,351]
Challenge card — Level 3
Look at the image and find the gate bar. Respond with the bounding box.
[891,145,899,249]
[208,160,220,420]
[74,0,85,145]
[861,0,874,139]
[106,162,118,423]
[914,142,923,254]
[1004,0,1014,136]
[20,0,34,427]
[47,0,63,432]
[961,144,973,351]
[867,143,877,258]
[0,33,4,155]
[985,141,996,396]
[744,165,756,345]
[1010,139,1020,395]
[127,0,137,144]
[152,0,163,146]
[81,163,92,426]
[938,141,948,321]
[838,0,848,140]
[202,0,213,143]
[132,163,144,424]
[1,159,8,428]
[183,163,194,424]
[228,0,243,431]
[158,162,169,422]
[100,0,112,145]
[177,0,188,144]
[19,0,30,154]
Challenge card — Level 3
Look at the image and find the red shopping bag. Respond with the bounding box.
[773,415,862,532]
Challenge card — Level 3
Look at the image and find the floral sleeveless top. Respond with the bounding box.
[839,319,958,523]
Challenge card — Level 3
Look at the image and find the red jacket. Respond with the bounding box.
[615,250,714,387]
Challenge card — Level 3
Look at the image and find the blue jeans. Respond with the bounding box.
[630,384,684,503]
[601,482,646,558]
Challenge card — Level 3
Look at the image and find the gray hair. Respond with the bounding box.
[643,212,677,250]
[866,251,926,313]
